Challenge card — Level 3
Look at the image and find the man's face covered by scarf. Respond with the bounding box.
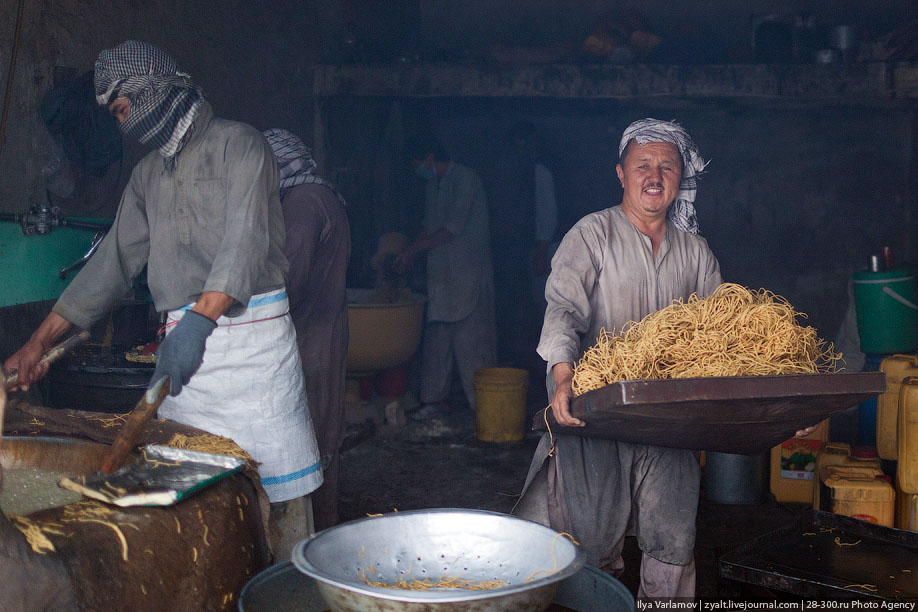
[94,40,203,158]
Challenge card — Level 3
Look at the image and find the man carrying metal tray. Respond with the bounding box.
[516,118,726,598]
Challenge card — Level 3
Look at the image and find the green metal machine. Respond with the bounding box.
[0,205,116,308]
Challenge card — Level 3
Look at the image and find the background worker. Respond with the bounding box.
[4,40,321,560]
[396,133,496,419]
[514,118,720,598]
[263,128,351,532]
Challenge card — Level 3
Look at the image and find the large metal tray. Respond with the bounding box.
[719,510,918,600]
[532,372,886,454]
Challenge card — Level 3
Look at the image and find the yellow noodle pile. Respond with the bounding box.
[572,283,841,395]
[360,571,510,591]
[166,432,253,461]
[358,532,579,591]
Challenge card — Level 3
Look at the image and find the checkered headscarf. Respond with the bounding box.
[262,128,344,204]
[94,40,203,159]
[619,118,709,234]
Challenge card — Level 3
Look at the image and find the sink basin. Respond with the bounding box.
[0,437,106,515]
[346,288,425,375]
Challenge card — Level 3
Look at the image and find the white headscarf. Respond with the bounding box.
[619,118,709,234]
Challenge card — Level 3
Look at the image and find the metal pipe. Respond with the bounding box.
[59,231,106,279]
[0,211,112,233]
[60,218,113,232]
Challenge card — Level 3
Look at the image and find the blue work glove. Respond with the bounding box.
[150,311,217,396]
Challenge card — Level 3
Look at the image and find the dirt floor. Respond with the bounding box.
[336,389,851,600]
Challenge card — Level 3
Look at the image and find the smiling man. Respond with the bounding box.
[514,118,722,599]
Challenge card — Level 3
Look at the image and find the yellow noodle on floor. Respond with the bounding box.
[572,283,841,395]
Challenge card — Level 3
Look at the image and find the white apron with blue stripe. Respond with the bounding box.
[158,288,323,502]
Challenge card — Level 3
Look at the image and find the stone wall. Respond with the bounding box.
[0,0,319,218]
[321,95,916,344]
[419,0,912,62]
[2,0,916,358]
[0,0,320,360]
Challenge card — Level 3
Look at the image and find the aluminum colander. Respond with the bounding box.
[291,508,584,612]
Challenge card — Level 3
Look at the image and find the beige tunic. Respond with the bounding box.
[282,182,351,530]
[54,102,286,328]
[423,162,492,323]
[538,205,722,376]
[520,204,723,570]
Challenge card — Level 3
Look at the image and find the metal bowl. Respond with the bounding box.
[238,562,633,612]
[291,508,585,612]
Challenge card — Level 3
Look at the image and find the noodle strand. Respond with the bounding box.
[572,283,841,394]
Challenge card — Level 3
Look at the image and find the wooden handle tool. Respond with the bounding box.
[100,376,170,473]
[2,330,91,391]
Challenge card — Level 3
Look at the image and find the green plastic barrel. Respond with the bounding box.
[853,267,918,354]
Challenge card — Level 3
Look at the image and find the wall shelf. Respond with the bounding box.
[313,61,918,105]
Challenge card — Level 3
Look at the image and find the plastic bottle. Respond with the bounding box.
[812,442,851,509]
[876,354,918,459]
[824,473,895,527]
[897,376,918,493]
[896,482,918,531]
[769,419,829,504]
[848,445,883,470]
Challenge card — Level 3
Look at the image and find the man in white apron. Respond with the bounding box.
[5,41,321,560]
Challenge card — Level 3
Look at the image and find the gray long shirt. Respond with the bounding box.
[54,102,287,329]
[528,204,724,568]
[537,205,723,373]
[423,162,492,323]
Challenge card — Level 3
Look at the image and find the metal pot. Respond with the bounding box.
[46,344,154,413]
[291,509,584,612]
[238,562,634,612]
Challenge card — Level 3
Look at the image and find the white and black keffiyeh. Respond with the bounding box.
[94,40,203,159]
[262,128,345,204]
[619,118,709,234]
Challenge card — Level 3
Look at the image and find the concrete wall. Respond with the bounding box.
[0,0,320,357]
[322,95,916,345]
[419,0,912,61]
[1,0,915,358]
[313,0,918,346]
[0,0,319,219]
